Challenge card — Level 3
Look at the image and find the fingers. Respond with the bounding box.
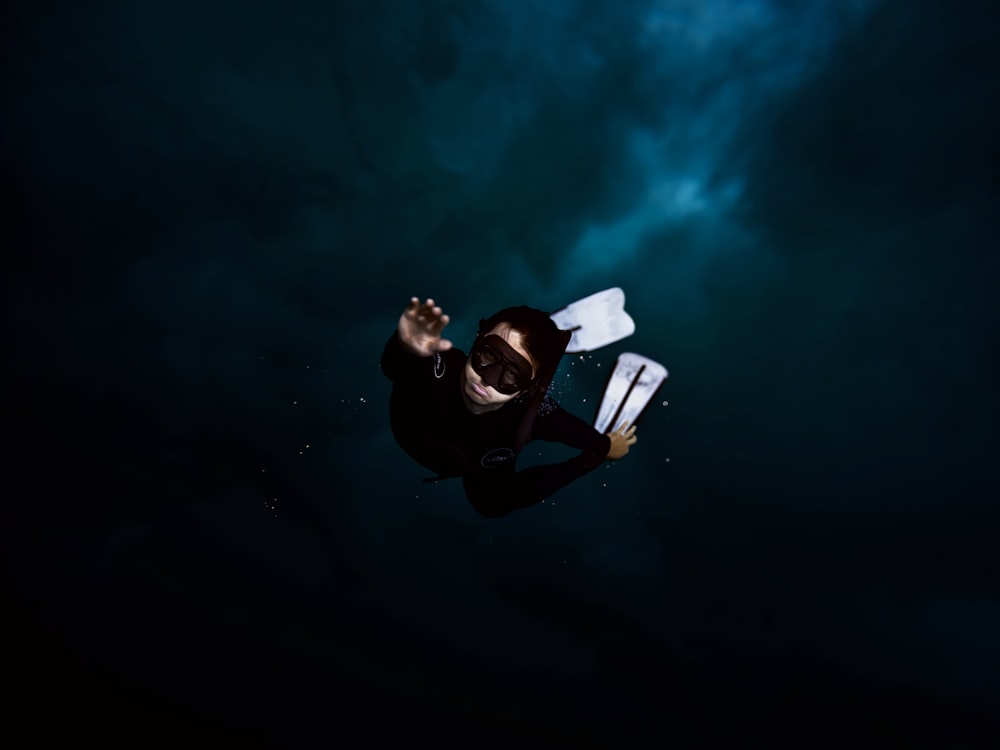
[405,297,450,332]
[613,421,637,436]
[432,313,450,333]
[611,421,638,448]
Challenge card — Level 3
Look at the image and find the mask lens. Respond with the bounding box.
[471,338,532,395]
[474,342,500,368]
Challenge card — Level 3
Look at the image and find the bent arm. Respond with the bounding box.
[462,451,605,517]
[533,401,612,456]
[462,403,637,517]
[463,404,609,517]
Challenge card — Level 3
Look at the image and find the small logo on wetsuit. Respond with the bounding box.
[480,448,515,468]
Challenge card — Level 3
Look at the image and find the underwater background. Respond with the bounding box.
[5,0,998,746]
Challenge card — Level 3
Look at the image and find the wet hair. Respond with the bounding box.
[477,306,570,385]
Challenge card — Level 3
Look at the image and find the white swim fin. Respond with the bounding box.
[593,353,668,434]
[549,287,635,354]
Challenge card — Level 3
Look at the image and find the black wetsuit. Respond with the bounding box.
[381,332,611,517]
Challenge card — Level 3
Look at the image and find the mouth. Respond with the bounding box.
[471,381,489,397]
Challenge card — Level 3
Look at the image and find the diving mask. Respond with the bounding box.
[469,335,535,395]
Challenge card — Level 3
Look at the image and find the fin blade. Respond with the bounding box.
[550,287,635,353]
[594,353,668,433]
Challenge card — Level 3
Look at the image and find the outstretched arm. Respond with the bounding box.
[397,297,453,356]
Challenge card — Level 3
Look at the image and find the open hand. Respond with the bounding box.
[605,421,638,460]
[398,297,453,357]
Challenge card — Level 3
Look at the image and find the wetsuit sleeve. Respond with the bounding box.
[381,331,430,382]
[463,403,611,518]
[532,402,611,456]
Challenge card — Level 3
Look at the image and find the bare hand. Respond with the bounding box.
[605,421,637,460]
[398,297,453,356]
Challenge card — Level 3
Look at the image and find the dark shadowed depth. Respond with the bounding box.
[4,1,999,746]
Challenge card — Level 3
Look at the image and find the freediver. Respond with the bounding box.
[381,297,638,517]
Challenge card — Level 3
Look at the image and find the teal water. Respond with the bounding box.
[5,0,998,746]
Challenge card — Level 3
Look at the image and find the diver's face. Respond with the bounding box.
[462,325,537,413]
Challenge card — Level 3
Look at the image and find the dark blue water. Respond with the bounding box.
[5,1,999,746]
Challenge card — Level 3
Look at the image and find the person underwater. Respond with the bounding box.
[381,297,637,517]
